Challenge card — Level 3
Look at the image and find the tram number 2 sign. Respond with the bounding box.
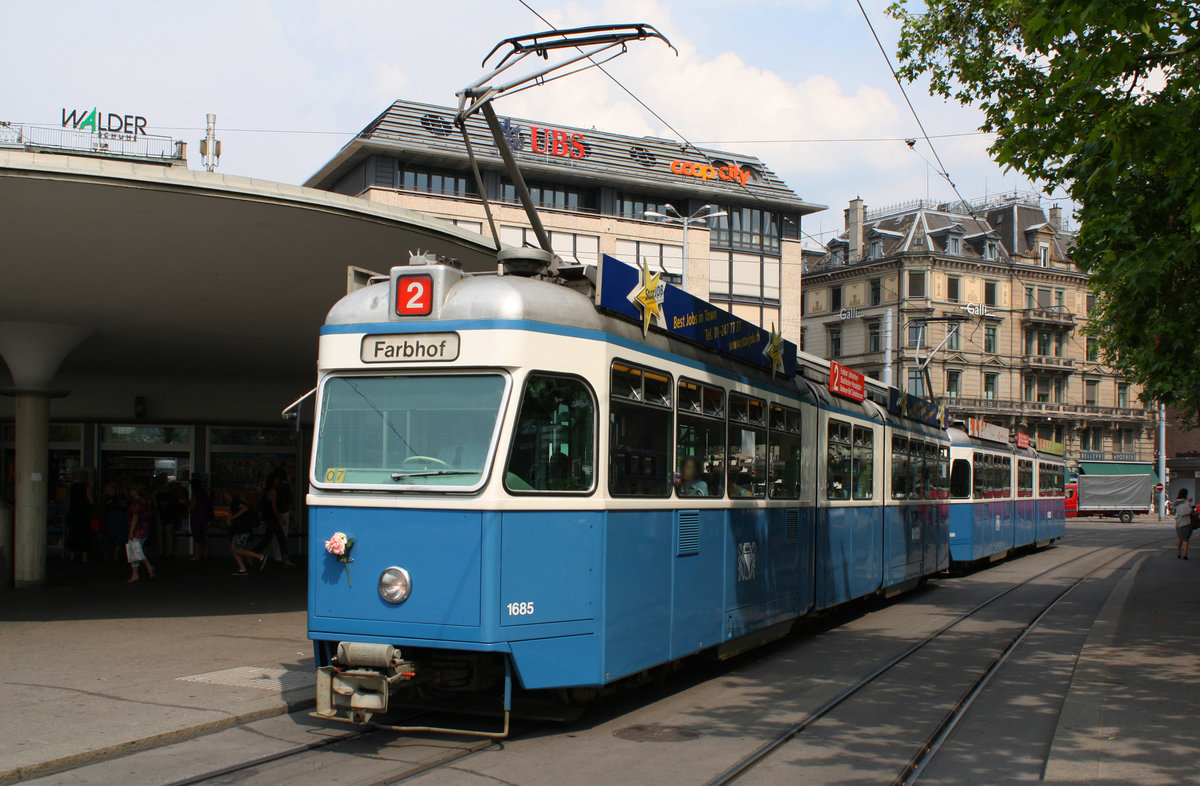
[395,274,433,315]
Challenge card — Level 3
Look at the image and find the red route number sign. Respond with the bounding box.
[395,274,433,316]
[829,361,866,402]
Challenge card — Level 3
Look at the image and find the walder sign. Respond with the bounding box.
[61,106,148,140]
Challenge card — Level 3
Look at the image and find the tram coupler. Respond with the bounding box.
[314,642,416,726]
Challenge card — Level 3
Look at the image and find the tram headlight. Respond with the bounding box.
[378,566,412,604]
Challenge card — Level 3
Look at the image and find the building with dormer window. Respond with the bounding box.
[801,194,1153,466]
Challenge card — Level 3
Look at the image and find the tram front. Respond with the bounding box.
[307,254,606,735]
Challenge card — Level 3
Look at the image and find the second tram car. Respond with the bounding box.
[947,422,1067,564]
[306,252,1060,732]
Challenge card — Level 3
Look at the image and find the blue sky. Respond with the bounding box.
[2,0,1060,242]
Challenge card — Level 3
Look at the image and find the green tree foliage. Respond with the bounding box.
[889,1,1200,419]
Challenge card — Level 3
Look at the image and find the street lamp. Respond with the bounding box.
[643,203,727,288]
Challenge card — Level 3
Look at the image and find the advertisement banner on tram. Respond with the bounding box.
[596,254,797,376]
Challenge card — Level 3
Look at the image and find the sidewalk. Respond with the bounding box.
[0,557,311,785]
[1045,530,1200,783]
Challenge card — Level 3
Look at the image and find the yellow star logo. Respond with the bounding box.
[763,323,785,375]
[627,261,665,336]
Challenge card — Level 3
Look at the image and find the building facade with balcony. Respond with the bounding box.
[800,194,1153,465]
[304,100,826,340]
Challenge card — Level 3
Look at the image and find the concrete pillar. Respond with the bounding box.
[13,395,49,588]
[0,321,90,588]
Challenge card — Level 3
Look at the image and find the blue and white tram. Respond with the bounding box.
[947,425,1067,564]
[305,252,957,731]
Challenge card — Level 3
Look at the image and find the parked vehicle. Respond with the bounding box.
[1065,471,1153,522]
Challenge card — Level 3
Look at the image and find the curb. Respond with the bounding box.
[0,695,315,785]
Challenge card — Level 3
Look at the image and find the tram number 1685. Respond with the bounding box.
[506,602,535,616]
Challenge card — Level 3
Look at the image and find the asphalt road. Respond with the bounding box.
[25,520,1164,786]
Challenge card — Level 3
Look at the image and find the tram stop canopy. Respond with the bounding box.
[0,149,501,587]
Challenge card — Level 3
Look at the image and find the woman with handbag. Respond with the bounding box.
[125,484,157,582]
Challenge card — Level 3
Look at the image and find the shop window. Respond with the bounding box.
[505,374,595,493]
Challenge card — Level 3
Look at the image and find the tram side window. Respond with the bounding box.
[769,403,802,499]
[827,419,852,500]
[728,393,767,498]
[924,442,939,500]
[610,362,672,497]
[853,426,874,500]
[505,374,595,493]
[999,456,1012,497]
[973,452,989,498]
[676,379,725,498]
[936,445,951,499]
[950,458,972,498]
[1018,460,1034,497]
[892,435,911,499]
[909,439,926,500]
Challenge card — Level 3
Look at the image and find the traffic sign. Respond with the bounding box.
[1155,482,1165,492]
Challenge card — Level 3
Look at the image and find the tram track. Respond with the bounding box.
[163,715,524,786]
[706,535,1161,785]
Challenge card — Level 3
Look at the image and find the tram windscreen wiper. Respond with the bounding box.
[390,470,477,479]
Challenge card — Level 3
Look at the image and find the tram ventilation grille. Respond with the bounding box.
[785,510,800,543]
[677,511,700,556]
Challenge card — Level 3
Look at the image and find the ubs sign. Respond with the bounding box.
[61,106,148,140]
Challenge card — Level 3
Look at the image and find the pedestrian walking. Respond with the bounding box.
[254,470,295,567]
[1174,488,1194,559]
[125,484,156,582]
[226,489,264,575]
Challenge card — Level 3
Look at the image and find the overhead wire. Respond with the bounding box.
[512,0,832,249]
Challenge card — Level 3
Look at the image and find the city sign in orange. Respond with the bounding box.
[670,160,752,186]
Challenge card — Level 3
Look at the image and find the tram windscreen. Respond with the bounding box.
[314,374,506,488]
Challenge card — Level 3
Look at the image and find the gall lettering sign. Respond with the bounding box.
[62,107,148,140]
[829,361,866,402]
